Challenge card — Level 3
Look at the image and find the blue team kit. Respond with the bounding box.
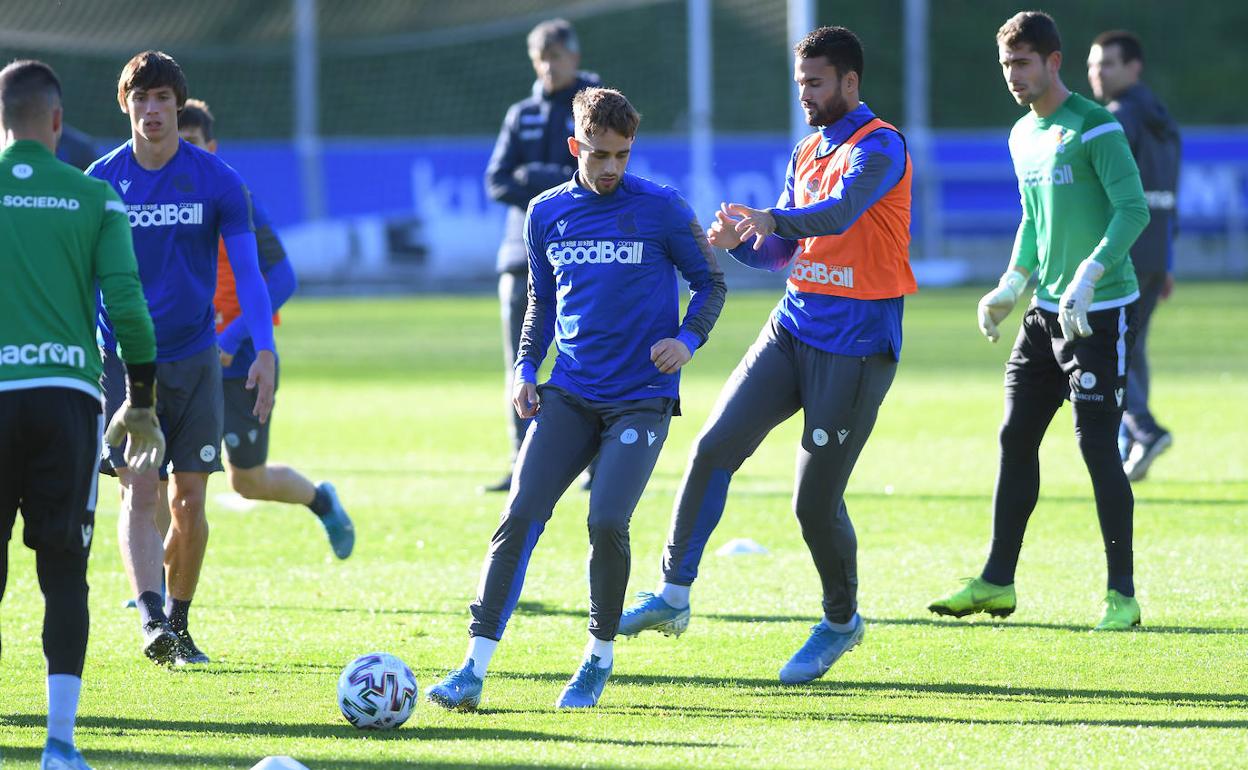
[517,172,723,403]
[88,138,274,362]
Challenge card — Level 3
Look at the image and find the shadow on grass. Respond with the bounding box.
[214,600,1247,637]
[486,671,1248,710]
[681,486,1248,508]
[0,745,597,770]
[510,600,1247,636]
[1,713,717,749]
[591,702,1248,730]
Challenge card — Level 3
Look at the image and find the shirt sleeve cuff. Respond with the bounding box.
[676,329,702,356]
[516,361,538,384]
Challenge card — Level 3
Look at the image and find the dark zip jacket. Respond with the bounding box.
[1108,82,1181,274]
[485,73,599,273]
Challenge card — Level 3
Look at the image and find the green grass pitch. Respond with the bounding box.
[2,285,1245,769]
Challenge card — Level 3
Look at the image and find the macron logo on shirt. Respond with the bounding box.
[547,240,645,266]
[126,202,203,228]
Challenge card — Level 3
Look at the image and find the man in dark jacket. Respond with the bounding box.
[482,18,598,492]
[1088,30,1181,481]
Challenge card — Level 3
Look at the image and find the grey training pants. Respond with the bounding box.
[470,385,674,641]
[661,317,897,623]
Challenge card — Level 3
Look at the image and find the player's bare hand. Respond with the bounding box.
[1161,272,1175,300]
[650,338,692,374]
[219,349,234,367]
[246,349,276,424]
[725,203,776,251]
[513,381,540,418]
[706,204,745,249]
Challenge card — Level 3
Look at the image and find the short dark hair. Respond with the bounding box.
[117,50,188,112]
[997,11,1062,58]
[0,59,61,130]
[527,18,579,54]
[572,87,640,139]
[794,26,864,81]
[179,98,215,142]
[1093,29,1143,64]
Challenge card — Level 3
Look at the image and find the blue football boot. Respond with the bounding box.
[778,614,864,684]
[555,655,612,709]
[316,482,355,559]
[41,738,93,770]
[426,661,484,711]
[618,592,690,638]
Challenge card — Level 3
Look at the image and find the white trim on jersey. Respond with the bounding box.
[1033,288,1139,313]
[0,376,102,402]
[1081,122,1124,143]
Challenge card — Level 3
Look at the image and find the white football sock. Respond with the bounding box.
[47,674,82,746]
[658,581,690,609]
[463,636,498,678]
[822,613,859,634]
[586,636,614,668]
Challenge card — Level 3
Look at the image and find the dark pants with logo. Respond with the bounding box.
[0,387,100,677]
[661,318,898,625]
[469,385,674,642]
[982,304,1138,591]
[1122,271,1167,444]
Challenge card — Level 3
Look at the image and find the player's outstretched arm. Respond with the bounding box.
[715,203,799,271]
[222,231,277,422]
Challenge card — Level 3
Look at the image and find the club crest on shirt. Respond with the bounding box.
[1054,126,1076,154]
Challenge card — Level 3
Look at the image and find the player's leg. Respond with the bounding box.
[930,307,1065,618]
[621,319,800,637]
[157,345,225,664]
[558,397,674,708]
[222,372,354,558]
[778,350,897,684]
[0,391,24,665]
[1121,271,1171,480]
[482,268,532,493]
[1061,305,1141,630]
[13,389,101,768]
[428,386,598,710]
[116,466,177,661]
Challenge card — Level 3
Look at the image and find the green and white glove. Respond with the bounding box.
[104,402,165,474]
[1058,257,1106,341]
[977,269,1029,343]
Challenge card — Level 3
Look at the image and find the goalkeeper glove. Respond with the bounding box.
[104,403,164,474]
[1058,257,1106,341]
[977,269,1029,343]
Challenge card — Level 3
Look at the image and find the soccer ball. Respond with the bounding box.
[336,652,418,730]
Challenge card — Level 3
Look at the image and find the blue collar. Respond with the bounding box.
[817,103,876,156]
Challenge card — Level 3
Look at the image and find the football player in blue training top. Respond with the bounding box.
[426,87,726,711]
[179,99,354,559]
[89,50,277,668]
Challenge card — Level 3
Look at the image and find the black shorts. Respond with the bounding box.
[222,366,278,470]
[0,387,103,555]
[102,345,224,476]
[1005,303,1137,411]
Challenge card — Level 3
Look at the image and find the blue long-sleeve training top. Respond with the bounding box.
[89,138,275,363]
[217,197,297,380]
[731,103,909,360]
[516,172,727,402]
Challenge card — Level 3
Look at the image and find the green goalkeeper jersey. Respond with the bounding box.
[1008,92,1149,311]
[0,139,154,399]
